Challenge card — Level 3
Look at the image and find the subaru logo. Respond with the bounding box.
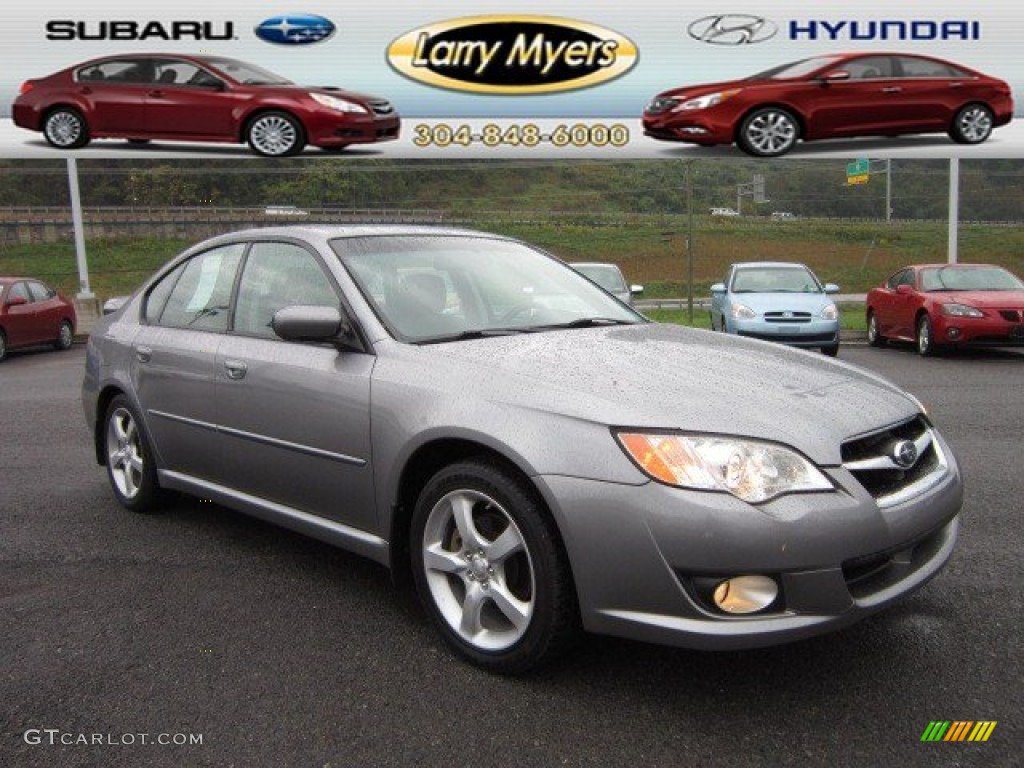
[254,14,336,45]
[892,440,918,469]
[688,14,778,45]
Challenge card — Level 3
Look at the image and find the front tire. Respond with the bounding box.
[43,107,90,150]
[821,344,839,357]
[916,314,937,357]
[410,459,579,674]
[0,329,7,362]
[54,320,73,351]
[246,112,306,157]
[737,108,800,157]
[949,104,994,145]
[104,395,166,512]
[867,311,886,347]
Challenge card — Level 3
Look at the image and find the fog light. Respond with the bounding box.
[713,575,778,614]
[947,327,961,340]
[679,127,709,135]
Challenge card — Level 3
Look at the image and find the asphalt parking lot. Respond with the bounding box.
[2,343,1022,768]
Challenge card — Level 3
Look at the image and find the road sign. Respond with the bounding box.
[847,158,870,185]
[848,174,870,185]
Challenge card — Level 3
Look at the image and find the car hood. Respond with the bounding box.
[926,290,1024,308]
[396,323,918,464]
[727,292,834,314]
[257,84,389,104]
[655,78,779,101]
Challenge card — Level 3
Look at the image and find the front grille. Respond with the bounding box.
[737,331,834,344]
[764,311,812,324]
[369,100,394,116]
[842,416,947,507]
[998,309,1024,322]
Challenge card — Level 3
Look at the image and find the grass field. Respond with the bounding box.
[1,215,1022,304]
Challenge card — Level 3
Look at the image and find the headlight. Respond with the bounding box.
[673,90,741,111]
[820,303,839,321]
[617,433,833,503]
[310,93,369,114]
[940,303,983,318]
[730,303,756,320]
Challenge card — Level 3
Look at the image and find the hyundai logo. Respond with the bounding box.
[254,14,335,45]
[892,440,919,469]
[688,14,778,45]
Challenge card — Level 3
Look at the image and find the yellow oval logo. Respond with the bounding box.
[387,15,638,95]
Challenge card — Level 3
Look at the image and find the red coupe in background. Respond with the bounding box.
[12,54,400,157]
[643,52,1013,157]
[866,264,1024,356]
[0,277,77,362]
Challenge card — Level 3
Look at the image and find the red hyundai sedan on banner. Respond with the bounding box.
[643,53,1013,157]
[866,264,1024,355]
[12,55,400,157]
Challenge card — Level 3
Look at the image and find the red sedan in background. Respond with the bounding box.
[866,264,1024,356]
[643,52,1013,157]
[0,278,76,361]
[12,54,400,157]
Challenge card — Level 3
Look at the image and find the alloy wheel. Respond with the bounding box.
[58,321,73,350]
[107,407,144,500]
[249,115,300,156]
[421,489,535,651]
[957,106,993,143]
[742,110,798,156]
[45,111,83,148]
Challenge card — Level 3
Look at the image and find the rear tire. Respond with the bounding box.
[42,107,91,150]
[103,395,167,512]
[949,104,994,145]
[410,459,579,674]
[54,320,73,351]
[867,311,886,348]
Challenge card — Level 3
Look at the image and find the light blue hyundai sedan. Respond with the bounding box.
[710,261,841,356]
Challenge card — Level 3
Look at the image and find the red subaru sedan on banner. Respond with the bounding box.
[643,53,1013,157]
[0,277,77,362]
[866,264,1024,356]
[12,54,400,157]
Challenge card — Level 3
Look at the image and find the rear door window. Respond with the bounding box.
[156,243,246,331]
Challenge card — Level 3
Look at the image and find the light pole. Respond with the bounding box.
[685,161,695,323]
[948,158,959,264]
[67,159,94,300]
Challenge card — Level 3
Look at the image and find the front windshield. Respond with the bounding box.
[574,264,627,293]
[920,266,1024,292]
[201,57,291,85]
[748,56,842,81]
[731,266,823,293]
[332,236,644,343]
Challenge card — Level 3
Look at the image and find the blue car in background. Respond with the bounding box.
[710,262,841,356]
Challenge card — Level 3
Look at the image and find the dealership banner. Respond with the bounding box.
[0,0,1021,158]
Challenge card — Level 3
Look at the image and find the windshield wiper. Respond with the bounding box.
[415,328,529,345]
[538,317,638,330]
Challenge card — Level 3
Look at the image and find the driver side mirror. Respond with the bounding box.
[820,70,851,83]
[6,294,27,307]
[895,284,915,295]
[630,284,644,295]
[710,283,726,294]
[824,283,840,295]
[272,305,358,349]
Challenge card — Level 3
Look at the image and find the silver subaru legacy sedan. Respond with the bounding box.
[83,227,963,673]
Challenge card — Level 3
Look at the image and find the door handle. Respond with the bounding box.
[136,346,152,363]
[223,360,248,380]
[79,86,92,95]
[148,90,165,98]
[949,82,964,88]
[881,87,902,94]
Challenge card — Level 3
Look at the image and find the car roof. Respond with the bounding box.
[186,225,520,253]
[732,261,811,270]
[905,263,1000,270]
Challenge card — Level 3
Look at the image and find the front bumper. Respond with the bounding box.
[731,317,840,348]
[306,112,400,147]
[642,107,735,145]
[534,433,962,650]
[932,312,1024,347]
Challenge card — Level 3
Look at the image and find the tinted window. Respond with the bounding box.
[77,59,156,84]
[897,57,963,78]
[886,270,908,290]
[157,244,245,330]
[920,266,1024,292]
[843,57,894,80]
[573,265,627,293]
[9,282,30,302]
[731,267,823,293]
[233,242,339,338]
[153,60,216,87]
[144,262,187,324]
[27,282,54,301]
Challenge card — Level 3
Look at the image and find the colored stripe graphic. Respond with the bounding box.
[921,721,996,742]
